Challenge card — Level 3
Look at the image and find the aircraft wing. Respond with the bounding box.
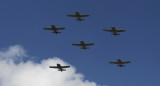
[72,44,82,46]
[56,27,65,30]
[61,66,70,68]
[67,15,77,17]
[121,61,131,64]
[103,29,113,32]
[109,62,119,64]
[44,28,53,30]
[49,66,58,68]
[116,30,125,32]
[79,15,89,17]
[84,43,94,46]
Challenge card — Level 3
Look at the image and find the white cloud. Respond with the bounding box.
[0,45,27,62]
[0,45,98,86]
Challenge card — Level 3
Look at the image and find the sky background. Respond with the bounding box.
[0,0,160,86]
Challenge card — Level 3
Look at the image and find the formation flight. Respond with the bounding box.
[49,64,70,72]
[103,26,125,36]
[72,41,94,50]
[67,11,89,21]
[43,24,65,34]
[109,59,131,67]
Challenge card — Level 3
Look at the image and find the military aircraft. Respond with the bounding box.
[43,24,65,34]
[72,41,94,49]
[109,59,131,67]
[49,64,70,72]
[67,11,89,21]
[103,26,125,36]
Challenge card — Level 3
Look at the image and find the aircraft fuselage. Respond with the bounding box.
[57,64,63,71]
[75,12,80,17]
[111,27,120,36]
[80,41,87,49]
[117,59,123,64]
[51,25,61,34]
[117,59,125,67]
[75,12,84,21]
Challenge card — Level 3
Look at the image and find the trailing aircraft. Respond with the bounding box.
[49,64,70,72]
[67,11,89,21]
[109,59,131,67]
[43,24,65,34]
[103,26,125,36]
[72,41,94,50]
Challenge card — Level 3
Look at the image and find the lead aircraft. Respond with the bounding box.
[49,64,70,72]
[109,59,131,67]
[67,11,89,21]
[72,41,94,50]
[43,24,65,34]
[103,26,125,36]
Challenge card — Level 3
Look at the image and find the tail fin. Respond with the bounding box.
[76,19,85,21]
[81,47,89,49]
[118,65,125,67]
[58,69,66,72]
[112,33,120,35]
[116,34,120,35]
[52,32,61,34]
[62,69,66,71]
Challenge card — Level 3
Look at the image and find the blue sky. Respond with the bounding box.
[0,0,160,86]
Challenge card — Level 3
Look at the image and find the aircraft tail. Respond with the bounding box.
[52,32,61,34]
[118,65,125,67]
[76,19,85,21]
[81,47,89,49]
[112,33,120,35]
[58,69,66,72]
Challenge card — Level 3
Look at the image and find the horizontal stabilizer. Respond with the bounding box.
[76,19,85,21]
[52,32,61,34]
[81,47,89,49]
[112,33,120,35]
[118,65,125,67]
[58,69,66,71]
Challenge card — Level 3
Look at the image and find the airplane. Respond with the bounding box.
[72,41,94,50]
[43,24,65,34]
[103,26,125,36]
[67,11,89,21]
[49,64,70,72]
[109,59,131,67]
